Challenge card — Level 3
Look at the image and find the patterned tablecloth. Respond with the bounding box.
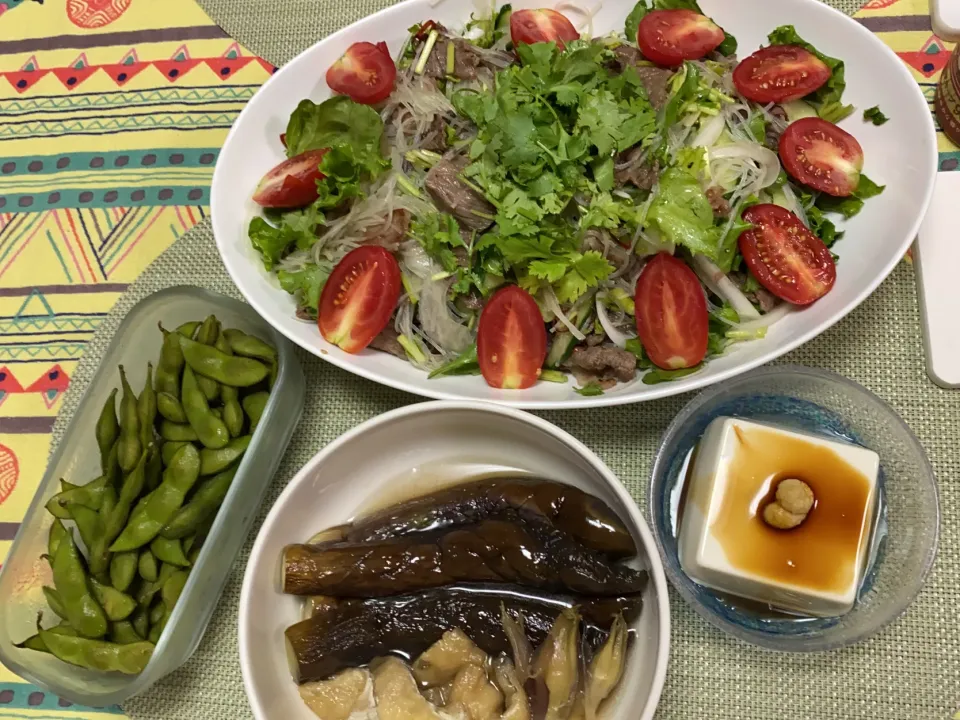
[0,0,956,717]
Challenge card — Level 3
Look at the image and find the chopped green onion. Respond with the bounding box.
[539,369,568,384]
[574,382,605,397]
[396,173,421,198]
[414,30,440,75]
[398,335,427,364]
[603,288,635,315]
[428,344,479,379]
[405,149,442,169]
[430,271,453,282]
[446,40,456,76]
[725,327,768,341]
[401,273,418,305]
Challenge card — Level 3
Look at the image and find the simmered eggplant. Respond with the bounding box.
[284,586,640,684]
[283,515,647,598]
[346,478,636,559]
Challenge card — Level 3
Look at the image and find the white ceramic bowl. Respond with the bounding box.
[238,401,670,720]
[212,0,937,409]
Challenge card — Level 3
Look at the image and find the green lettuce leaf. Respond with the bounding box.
[767,25,853,121]
[277,261,333,316]
[647,167,730,265]
[284,96,386,170]
[247,203,323,269]
[815,174,885,220]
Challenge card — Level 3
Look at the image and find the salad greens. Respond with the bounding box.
[863,106,889,126]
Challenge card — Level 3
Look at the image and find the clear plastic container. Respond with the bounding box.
[0,286,305,706]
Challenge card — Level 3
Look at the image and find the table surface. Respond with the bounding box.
[0,0,958,718]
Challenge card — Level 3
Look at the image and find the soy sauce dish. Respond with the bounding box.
[239,402,670,720]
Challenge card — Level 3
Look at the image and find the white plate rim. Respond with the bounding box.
[237,399,672,720]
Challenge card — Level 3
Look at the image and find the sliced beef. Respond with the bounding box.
[608,45,674,111]
[706,187,731,219]
[614,146,659,190]
[425,155,495,232]
[421,115,449,154]
[569,346,637,383]
[422,38,482,81]
[369,326,406,359]
[583,229,630,270]
[765,105,788,150]
[754,288,778,313]
[361,210,410,251]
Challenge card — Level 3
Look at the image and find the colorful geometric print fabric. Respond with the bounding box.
[0,0,273,714]
[0,0,956,717]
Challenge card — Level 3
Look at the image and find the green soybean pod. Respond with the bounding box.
[138,549,158,583]
[109,552,138,593]
[195,316,221,401]
[117,366,142,472]
[111,444,201,552]
[179,335,269,387]
[102,449,148,547]
[48,518,68,558]
[198,435,250,476]
[39,629,153,674]
[181,366,229,449]
[176,321,201,339]
[45,477,109,519]
[64,503,109,578]
[42,586,68,620]
[148,600,166,626]
[161,441,189,466]
[51,531,108,639]
[161,570,189,613]
[137,363,158,449]
[241,392,269,431]
[16,624,79,653]
[159,420,199,442]
[222,328,277,362]
[156,392,188,424]
[95,389,120,474]
[150,536,190,567]
[103,442,121,489]
[110,620,144,645]
[130,605,149,639]
[145,444,163,492]
[160,465,237,539]
[90,577,136,621]
[60,479,80,491]
[155,325,185,398]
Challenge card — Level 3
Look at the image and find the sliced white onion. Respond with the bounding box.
[691,255,761,321]
[542,287,586,341]
[418,279,473,353]
[709,142,782,191]
[692,114,726,149]
[780,182,810,228]
[732,301,794,333]
[595,296,636,349]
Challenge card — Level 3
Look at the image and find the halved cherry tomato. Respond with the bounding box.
[477,285,547,390]
[252,148,328,208]
[637,9,724,67]
[510,9,579,50]
[326,41,397,105]
[634,253,708,370]
[733,45,831,104]
[779,117,864,197]
[739,204,836,305]
[318,246,402,353]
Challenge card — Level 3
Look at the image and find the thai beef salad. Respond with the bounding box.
[246,1,885,393]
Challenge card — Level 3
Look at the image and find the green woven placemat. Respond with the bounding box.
[57,0,952,717]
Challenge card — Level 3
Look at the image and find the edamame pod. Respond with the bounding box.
[138,549,158,583]
[179,335,269,387]
[149,600,166,626]
[39,629,153,674]
[160,466,237,539]
[117,366,141,472]
[130,606,149,639]
[111,444,201,552]
[51,531,108,639]
[145,444,163,492]
[159,420,199,442]
[156,325,185,398]
[45,477,108,519]
[161,441,189,466]
[60,479,80,491]
[103,442,121,489]
[149,569,189,643]
[181,366,229,449]
[102,449,148,546]
[157,392,188,424]
[110,620,143,645]
[48,518,67,558]
[90,577,136,621]
[198,435,250,476]
[42,586,68,620]
[150,536,191,567]
[195,316,221,400]
[222,329,277,362]
[95,389,119,474]
[64,503,109,578]
[16,624,78,653]
[137,364,157,449]
[221,387,244,438]
[241,392,269,431]
[176,321,201,339]
[109,551,138,593]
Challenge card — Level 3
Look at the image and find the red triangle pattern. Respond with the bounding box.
[25,364,70,393]
[203,56,255,79]
[3,70,44,94]
[0,367,24,393]
[154,58,203,83]
[50,64,100,90]
[100,61,149,86]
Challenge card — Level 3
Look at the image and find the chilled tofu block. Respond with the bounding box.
[678,417,879,617]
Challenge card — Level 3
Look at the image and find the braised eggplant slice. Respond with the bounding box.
[346,478,636,559]
[284,586,640,684]
[283,515,647,598]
